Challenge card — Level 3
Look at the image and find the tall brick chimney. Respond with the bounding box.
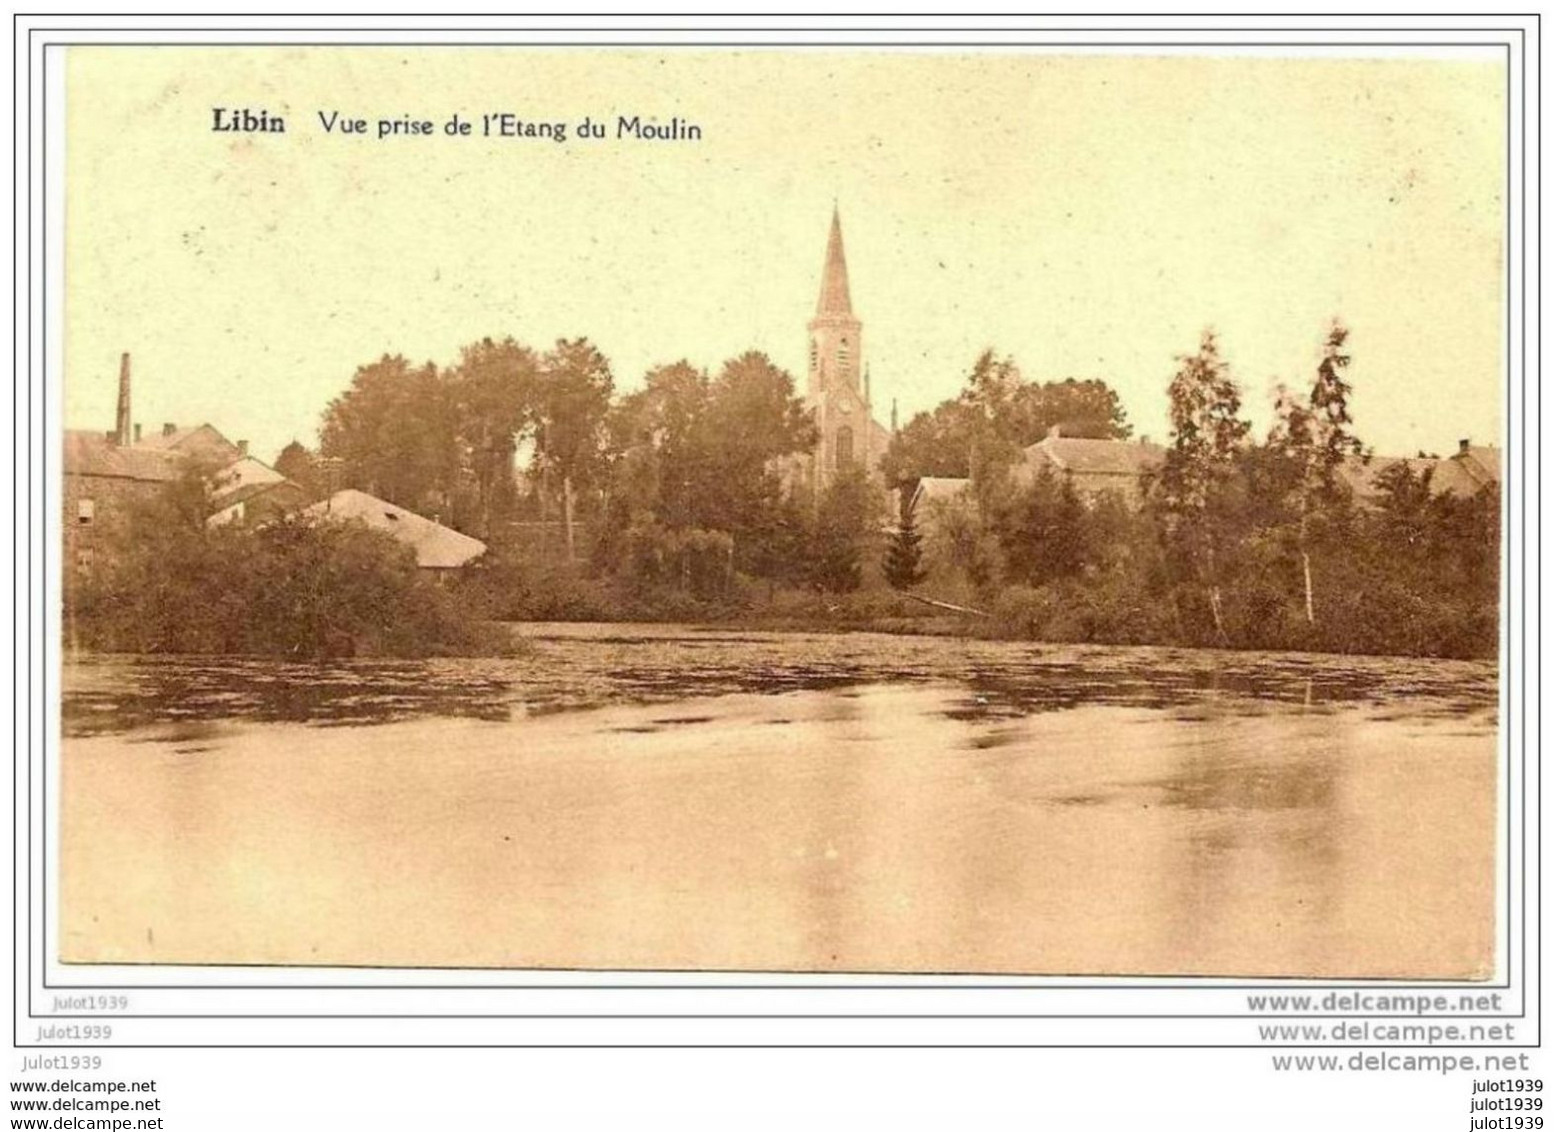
[114,353,132,446]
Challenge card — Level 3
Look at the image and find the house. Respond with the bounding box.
[905,475,972,533]
[1451,441,1502,493]
[1337,439,1502,505]
[303,489,487,571]
[65,351,291,561]
[1016,427,1165,505]
[63,429,185,568]
[207,456,310,527]
[135,421,244,466]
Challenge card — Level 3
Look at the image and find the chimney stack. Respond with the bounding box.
[1459,438,1471,455]
[1048,423,1062,439]
[133,423,142,443]
[114,353,132,446]
[237,439,249,457]
[163,422,177,437]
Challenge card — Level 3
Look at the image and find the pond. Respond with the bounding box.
[59,624,1498,976]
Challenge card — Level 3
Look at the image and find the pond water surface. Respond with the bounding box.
[60,624,1498,976]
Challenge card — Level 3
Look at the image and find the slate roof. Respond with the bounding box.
[304,489,487,569]
[211,480,301,512]
[134,423,238,455]
[63,430,182,482]
[1455,445,1501,490]
[911,476,971,508]
[1337,454,1487,501]
[1024,436,1166,478]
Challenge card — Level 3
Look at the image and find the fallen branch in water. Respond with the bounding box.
[901,592,992,618]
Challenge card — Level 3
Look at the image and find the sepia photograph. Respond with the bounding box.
[57,46,1505,978]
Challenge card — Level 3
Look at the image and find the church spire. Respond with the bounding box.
[814,204,853,317]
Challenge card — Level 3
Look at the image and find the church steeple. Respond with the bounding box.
[807,206,863,398]
[803,205,871,496]
[815,204,854,317]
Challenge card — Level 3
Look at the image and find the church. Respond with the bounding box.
[799,207,893,495]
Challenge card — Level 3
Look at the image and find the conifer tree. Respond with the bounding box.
[883,489,928,590]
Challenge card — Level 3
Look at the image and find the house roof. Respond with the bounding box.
[1024,435,1166,477]
[1337,454,1486,500]
[911,476,971,506]
[1454,445,1501,489]
[209,455,287,505]
[907,478,969,513]
[63,430,183,482]
[134,423,234,452]
[211,479,305,512]
[304,489,487,569]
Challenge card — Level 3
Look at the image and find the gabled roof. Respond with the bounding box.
[212,479,304,512]
[813,206,854,318]
[134,422,232,451]
[63,430,182,482]
[303,489,486,569]
[1025,435,1165,477]
[910,476,971,509]
[210,455,286,506]
[1454,445,1501,489]
[1337,454,1485,500]
[133,426,198,450]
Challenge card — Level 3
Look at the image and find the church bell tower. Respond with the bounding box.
[807,205,862,399]
[806,206,873,491]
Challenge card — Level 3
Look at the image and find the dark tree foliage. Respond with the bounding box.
[273,440,324,499]
[808,468,880,594]
[1154,329,1251,643]
[319,355,462,517]
[881,349,1131,486]
[1267,321,1368,627]
[598,351,815,586]
[451,337,541,534]
[988,469,1090,587]
[883,489,928,590]
[65,479,504,658]
[128,323,1493,660]
[529,338,615,560]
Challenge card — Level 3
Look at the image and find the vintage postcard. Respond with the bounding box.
[58,46,1504,976]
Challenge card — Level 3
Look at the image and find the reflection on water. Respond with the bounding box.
[59,625,1498,977]
[62,622,1498,736]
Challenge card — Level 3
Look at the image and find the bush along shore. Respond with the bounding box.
[65,476,515,659]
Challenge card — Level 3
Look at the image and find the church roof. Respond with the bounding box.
[814,206,854,317]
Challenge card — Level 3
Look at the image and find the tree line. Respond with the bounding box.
[68,322,1496,659]
[894,324,1498,658]
[276,338,898,601]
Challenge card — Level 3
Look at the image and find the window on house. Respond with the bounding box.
[77,498,95,525]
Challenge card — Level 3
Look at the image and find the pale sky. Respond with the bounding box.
[65,48,1506,463]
